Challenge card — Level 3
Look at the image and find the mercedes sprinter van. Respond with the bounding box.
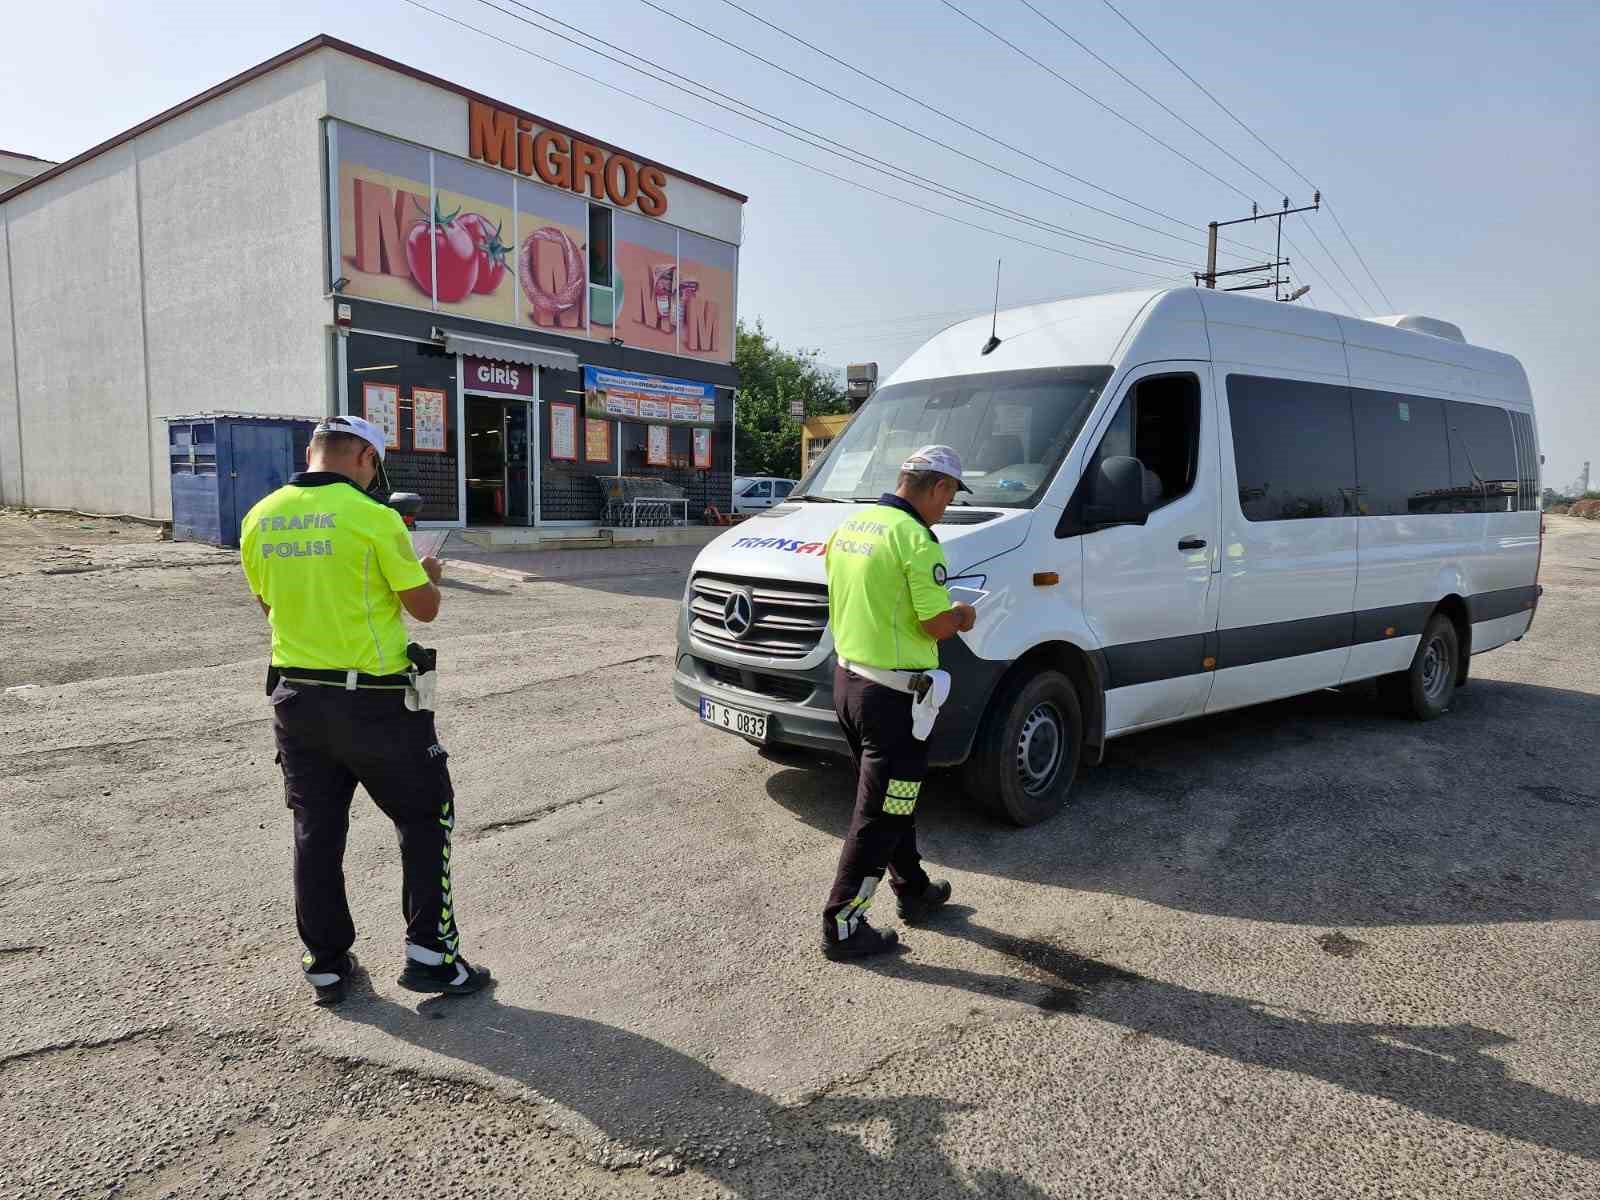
[674,288,1542,825]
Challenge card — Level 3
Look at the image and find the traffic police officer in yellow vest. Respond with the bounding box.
[242,415,491,1005]
[821,445,978,959]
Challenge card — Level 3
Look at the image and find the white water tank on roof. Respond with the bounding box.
[1368,314,1467,343]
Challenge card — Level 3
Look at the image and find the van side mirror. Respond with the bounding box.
[386,492,424,518]
[1083,456,1149,527]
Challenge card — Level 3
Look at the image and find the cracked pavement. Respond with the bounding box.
[0,509,1596,1198]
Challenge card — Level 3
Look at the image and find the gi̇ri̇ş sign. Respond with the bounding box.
[583,366,715,426]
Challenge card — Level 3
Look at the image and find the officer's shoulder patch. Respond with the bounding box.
[932,563,947,585]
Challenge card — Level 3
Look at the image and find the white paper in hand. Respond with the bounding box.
[411,530,450,561]
[947,585,990,607]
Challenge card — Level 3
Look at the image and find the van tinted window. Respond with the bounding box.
[1352,392,1451,515]
[1446,401,1519,513]
[1227,375,1356,521]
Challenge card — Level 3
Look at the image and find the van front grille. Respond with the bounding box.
[690,572,829,659]
[701,660,814,702]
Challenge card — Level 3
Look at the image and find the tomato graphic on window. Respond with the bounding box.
[457,213,511,296]
[406,198,479,303]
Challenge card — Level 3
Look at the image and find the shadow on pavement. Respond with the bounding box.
[765,678,1600,927]
[864,909,1598,1163]
[335,988,1056,1198]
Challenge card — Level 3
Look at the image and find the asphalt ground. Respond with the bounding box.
[0,508,1595,1198]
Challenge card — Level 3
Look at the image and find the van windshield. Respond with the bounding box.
[795,366,1114,507]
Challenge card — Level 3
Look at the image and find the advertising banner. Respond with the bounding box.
[583,366,715,426]
[331,121,735,365]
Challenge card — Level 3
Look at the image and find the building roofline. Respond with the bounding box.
[0,149,56,164]
[0,33,748,206]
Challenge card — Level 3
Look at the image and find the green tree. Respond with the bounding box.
[733,320,850,479]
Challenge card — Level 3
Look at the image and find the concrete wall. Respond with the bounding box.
[0,56,330,516]
[0,209,18,503]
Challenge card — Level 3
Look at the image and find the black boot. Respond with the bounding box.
[822,919,900,961]
[897,879,952,924]
[398,953,494,995]
[306,952,357,1007]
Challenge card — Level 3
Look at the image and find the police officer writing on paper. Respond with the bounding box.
[821,445,978,960]
[241,415,491,1005]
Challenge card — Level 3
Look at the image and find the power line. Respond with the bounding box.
[939,0,1257,205]
[1294,218,1376,314]
[1014,0,1284,198]
[952,0,1368,313]
[402,0,1186,280]
[1096,0,1394,310]
[481,0,1197,268]
[710,0,1252,261]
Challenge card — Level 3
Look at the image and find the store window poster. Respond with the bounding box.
[335,125,434,310]
[693,427,712,469]
[585,418,612,463]
[412,388,449,453]
[612,212,678,355]
[433,156,517,326]
[517,182,588,336]
[550,402,578,461]
[678,231,736,363]
[647,424,670,466]
[362,382,401,450]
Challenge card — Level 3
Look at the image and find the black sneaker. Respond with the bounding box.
[897,880,953,925]
[306,953,357,1007]
[822,920,900,961]
[397,955,494,995]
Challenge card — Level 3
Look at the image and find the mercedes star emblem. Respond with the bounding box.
[723,590,754,638]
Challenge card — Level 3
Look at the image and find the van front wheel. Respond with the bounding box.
[1378,613,1458,720]
[963,670,1082,826]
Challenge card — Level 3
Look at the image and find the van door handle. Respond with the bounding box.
[1178,537,1207,551]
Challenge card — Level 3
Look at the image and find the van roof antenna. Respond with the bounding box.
[981,259,1002,355]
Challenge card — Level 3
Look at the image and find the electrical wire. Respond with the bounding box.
[710,0,1254,260]
[1014,0,1284,198]
[477,0,1197,268]
[402,0,1187,281]
[1097,0,1394,310]
[939,0,1257,205]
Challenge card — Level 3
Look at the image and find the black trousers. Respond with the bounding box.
[823,665,933,941]
[270,680,459,975]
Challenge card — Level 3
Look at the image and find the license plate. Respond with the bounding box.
[699,696,767,741]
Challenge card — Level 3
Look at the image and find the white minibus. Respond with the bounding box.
[675,288,1542,824]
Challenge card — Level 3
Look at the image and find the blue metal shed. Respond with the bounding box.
[165,413,319,547]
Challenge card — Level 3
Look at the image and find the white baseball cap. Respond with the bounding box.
[901,444,972,492]
[314,414,387,461]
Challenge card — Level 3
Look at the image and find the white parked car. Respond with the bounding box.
[678,287,1542,825]
[732,476,798,514]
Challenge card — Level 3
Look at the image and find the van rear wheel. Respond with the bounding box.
[963,669,1082,826]
[1378,613,1458,720]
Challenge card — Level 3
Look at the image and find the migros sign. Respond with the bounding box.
[468,101,668,217]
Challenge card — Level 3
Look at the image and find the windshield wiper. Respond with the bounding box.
[791,494,843,503]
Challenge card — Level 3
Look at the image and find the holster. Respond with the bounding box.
[404,642,438,712]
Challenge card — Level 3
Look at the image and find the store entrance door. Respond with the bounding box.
[465,397,534,526]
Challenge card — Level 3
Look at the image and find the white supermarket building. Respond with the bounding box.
[0,36,745,528]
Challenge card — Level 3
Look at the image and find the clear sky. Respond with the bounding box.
[5,0,1596,490]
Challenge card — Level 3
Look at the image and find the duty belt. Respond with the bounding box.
[270,665,413,692]
[840,659,934,699]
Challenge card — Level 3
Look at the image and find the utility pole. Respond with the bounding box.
[1199,194,1320,300]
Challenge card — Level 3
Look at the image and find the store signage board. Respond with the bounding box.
[647,424,670,466]
[549,401,578,461]
[582,366,715,426]
[468,101,668,218]
[463,356,535,396]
